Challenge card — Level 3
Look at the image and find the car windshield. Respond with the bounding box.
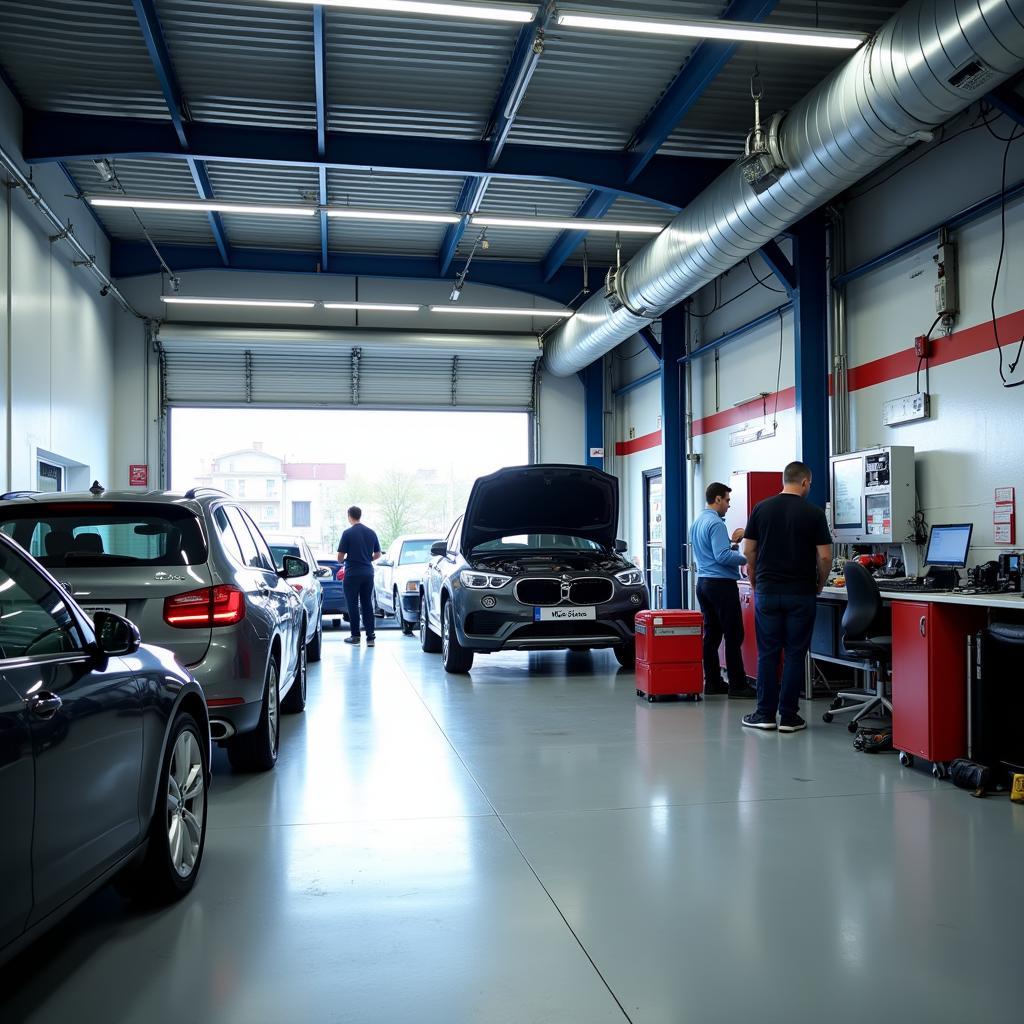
[270,544,300,569]
[0,504,208,568]
[399,540,441,566]
[472,534,605,553]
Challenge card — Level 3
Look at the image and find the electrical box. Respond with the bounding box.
[934,239,958,317]
[830,446,916,544]
[882,392,931,426]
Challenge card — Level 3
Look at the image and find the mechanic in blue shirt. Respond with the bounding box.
[689,482,757,698]
[337,505,381,648]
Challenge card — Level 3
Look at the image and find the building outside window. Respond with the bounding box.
[266,478,277,497]
[37,461,64,493]
[292,501,311,528]
[263,505,275,521]
[238,479,246,497]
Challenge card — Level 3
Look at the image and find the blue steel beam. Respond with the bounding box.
[541,0,781,281]
[639,326,662,362]
[582,360,604,468]
[660,304,688,609]
[21,111,724,210]
[131,0,230,266]
[792,215,829,509]
[314,5,329,270]
[110,241,583,303]
[439,175,490,276]
[758,239,796,296]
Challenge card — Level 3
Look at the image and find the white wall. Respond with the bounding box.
[535,368,583,465]
[0,80,118,492]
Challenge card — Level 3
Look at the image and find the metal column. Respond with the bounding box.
[582,360,604,468]
[660,306,687,608]
[793,215,829,508]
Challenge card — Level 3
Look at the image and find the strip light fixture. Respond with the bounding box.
[161,297,317,309]
[324,302,422,312]
[89,197,317,217]
[326,207,462,224]
[557,12,865,50]
[471,215,662,234]
[428,305,573,318]
[263,1,534,24]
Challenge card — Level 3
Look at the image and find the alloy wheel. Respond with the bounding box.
[166,729,205,878]
[442,606,449,660]
[268,661,279,753]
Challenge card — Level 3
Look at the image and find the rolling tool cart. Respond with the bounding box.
[634,610,704,702]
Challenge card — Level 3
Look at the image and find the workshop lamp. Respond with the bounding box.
[161,297,317,308]
[325,208,462,224]
[89,197,317,217]
[323,302,422,311]
[262,1,534,24]
[470,215,662,234]
[428,305,573,317]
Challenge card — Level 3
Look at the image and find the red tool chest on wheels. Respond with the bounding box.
[634,610,703,702]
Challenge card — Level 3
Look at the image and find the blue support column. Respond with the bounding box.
[792,215,829,508]
[582,360,604,468]
[660,305,687,609]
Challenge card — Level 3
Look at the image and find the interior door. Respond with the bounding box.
[643,470,664,608]
[0,674,33,948]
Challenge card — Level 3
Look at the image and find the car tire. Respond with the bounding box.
[442,601,474,673]
[119,710,208,903]
[227,657,280,772]
[333,617,342,629]
[614,641,636,669]
[372,589,384,619]
[401,615,415,636]
[396,588,415,635]
[282,628,307,713]
[419,593,442,653]
[307,613,323,662]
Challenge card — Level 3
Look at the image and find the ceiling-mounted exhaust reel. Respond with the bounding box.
[739,68,788,195]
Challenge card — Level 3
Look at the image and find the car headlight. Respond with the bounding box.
[462,571,511,590]
[404,580,420,593]
[615,568,644,586]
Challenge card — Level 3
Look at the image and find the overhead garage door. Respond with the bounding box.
[156,325,540,410]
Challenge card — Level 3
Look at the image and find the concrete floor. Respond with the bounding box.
[3,628,1021,1024]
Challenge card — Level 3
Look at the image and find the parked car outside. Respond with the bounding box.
[0,531,210,966]
[267,535,324,661]
[420,465,648,673]
[373,534,442,636]
[0,487,308,772]
[317,558,349,628]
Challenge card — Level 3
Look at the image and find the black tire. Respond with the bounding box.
[282,629,307,713]
[614,641,636,669]
[333,617,341,629]
[419,592,442,653]
[401,616,415,636]
[308,613,323,662]
[441,601,473,673]
[822,712,834,723]
[372,588,384,619]
[227,657,280,772]
[120,711,208,903]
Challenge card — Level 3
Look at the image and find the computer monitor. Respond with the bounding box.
[925,523,973,567]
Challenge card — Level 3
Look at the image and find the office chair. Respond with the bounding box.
[823,561,893,731]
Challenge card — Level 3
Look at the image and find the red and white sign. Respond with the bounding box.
[993,486,1016,545]
[129,464,149,487]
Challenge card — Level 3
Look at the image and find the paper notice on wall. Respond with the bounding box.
[994,521,1014,544]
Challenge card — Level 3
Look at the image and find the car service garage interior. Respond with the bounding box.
[1,1,1023,1022]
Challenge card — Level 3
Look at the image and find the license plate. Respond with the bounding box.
[80,603,127,619]
[534,606,595,621]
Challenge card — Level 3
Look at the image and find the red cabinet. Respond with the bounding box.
[717,581,775,683]
[724,470,781,538]
[891,601,987,765]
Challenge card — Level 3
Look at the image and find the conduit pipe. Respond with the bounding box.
[0,142,142,319]
[543,0,1024,377]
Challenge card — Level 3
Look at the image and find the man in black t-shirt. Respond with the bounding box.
[337,505,382,647]
[741,461,832,732]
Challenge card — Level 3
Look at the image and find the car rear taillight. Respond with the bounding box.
[291,583,304,593]
[336,566,345,580]
[163,584,246,628]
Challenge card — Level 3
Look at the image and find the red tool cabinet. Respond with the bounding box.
[635,610,703,702]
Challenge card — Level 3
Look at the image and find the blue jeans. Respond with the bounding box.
[753,591,817,719]
[343,574,375,640]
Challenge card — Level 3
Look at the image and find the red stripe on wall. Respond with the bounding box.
[614,308,1024,452]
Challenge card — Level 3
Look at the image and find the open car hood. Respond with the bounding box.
[461,464,619,553]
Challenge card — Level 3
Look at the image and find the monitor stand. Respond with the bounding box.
[925,566,960,589]
[901,543,920,578]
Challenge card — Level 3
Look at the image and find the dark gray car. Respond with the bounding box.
[0,532,210,966]
[0,487,308,772]
[419,465,648,673]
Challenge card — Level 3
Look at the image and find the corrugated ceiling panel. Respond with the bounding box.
[0,0,169,119]
[565,195,672,267]
[508,1,727,150]
[156,0,316,129]
[324,7,520,139]
[63,158,216,245]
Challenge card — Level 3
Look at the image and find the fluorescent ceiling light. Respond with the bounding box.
[88,196,317,217]
[326,208,462,224]
[324,302,422,312]
[429,305,573,318]
[471,215,662,234]
[161,296,317,309]
[557,13,865,50]
[262,1,534,23]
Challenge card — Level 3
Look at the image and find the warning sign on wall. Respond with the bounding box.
[129,464,148,487]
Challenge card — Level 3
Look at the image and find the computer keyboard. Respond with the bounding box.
[877,579,953,594]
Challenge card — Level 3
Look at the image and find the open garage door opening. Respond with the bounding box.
[169,407,531,559]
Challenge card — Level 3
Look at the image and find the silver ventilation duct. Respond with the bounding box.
[543,0,1024,377]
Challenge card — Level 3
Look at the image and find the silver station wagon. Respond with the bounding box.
[0,486,308,771]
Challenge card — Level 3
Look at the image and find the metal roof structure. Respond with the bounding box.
[0,0,911,302]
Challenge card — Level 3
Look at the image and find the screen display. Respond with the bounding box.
[925,523,973,567]
[832,457,863,530]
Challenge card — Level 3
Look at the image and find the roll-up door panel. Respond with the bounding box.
[158,326,538,410]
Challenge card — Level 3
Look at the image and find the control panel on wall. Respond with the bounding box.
[830,446,916,544]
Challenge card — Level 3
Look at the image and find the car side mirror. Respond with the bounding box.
[378,559,392,568]
[615,539,628,553]
[281,555,309,579]
[93,611,141,656]
[430,541,448,557]
[315,566,332,578]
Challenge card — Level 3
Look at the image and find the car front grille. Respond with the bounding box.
[569,578,613,604]
[513,576,614,606]
[464,611,508,636]
[509,622,620,640]
[514,578,561,606]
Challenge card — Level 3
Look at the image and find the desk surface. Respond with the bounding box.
[820,585,1024,610]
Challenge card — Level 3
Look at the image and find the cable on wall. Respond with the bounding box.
[988,120,1024,388]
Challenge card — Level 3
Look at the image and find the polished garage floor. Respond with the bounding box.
[3,630,1021,1024]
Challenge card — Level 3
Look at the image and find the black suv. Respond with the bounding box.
[419,465,648,673]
